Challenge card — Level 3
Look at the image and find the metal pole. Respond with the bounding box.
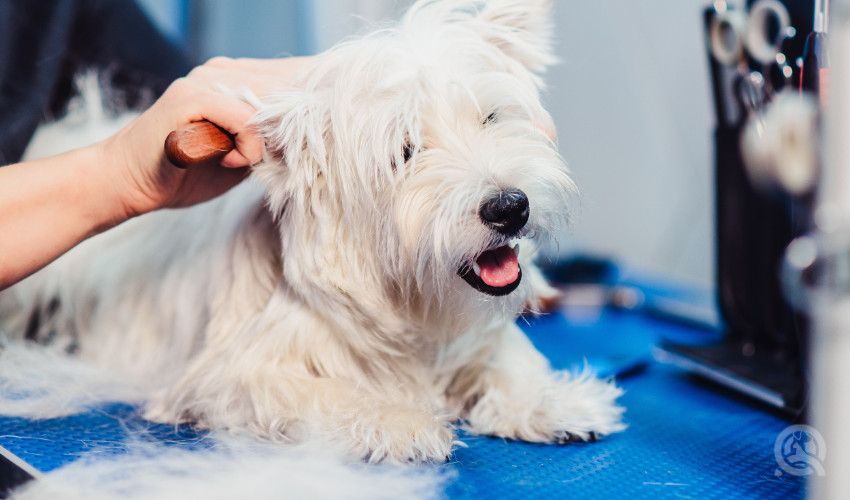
[812,0,850,497]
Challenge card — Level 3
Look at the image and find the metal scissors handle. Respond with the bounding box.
[709,0,791,121]
[709,0,791,67]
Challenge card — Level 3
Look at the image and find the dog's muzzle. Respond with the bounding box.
[458,190,528,296]
[458,241,522,296]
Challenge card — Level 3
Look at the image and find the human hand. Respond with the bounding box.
[97,56,308,220]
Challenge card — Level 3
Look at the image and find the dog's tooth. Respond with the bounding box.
[472,261,481,276]
[512,243,520,256]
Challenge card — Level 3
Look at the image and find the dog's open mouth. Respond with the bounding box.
[458,241,522,296]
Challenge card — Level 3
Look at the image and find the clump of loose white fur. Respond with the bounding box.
[11,440,447,500]
[0,334,143,418]
[10,435,447,500]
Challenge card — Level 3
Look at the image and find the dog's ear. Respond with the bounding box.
[251,90,329,216]
[473,0,556,72]
[407,0,556,74]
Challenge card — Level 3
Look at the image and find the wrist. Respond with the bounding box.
[94,132,165,221]
[79,142,137,234]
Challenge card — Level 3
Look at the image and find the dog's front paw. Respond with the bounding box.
[466,369,625,443]
[355,406,455,464]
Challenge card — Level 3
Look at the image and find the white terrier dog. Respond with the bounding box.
[0,0,624,463]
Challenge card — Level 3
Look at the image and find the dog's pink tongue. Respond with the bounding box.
[478,246,518,288]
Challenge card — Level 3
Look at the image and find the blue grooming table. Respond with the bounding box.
[0,282,805,499]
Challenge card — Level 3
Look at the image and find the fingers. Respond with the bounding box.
[188,56,308,98]
[202,56,309,78]
[167,56,310,168]
[220,149,256,169]
[161,78,263,167]
[193,92,264,166]
[187,64,276,96]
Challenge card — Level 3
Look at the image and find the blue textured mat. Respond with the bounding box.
[442,311,803,499]
[0,404,206,474]
[0,307,805,499]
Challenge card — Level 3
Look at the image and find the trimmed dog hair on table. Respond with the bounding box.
[0,0,625,464]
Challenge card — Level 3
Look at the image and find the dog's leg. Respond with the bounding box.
[280,376,456,464]
[457,323,625,443]
[149,347,455,464]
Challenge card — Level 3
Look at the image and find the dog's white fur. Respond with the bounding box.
[11,433,446,500]
[0,0,624,464]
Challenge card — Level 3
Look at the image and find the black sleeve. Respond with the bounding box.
[0,0,192,165]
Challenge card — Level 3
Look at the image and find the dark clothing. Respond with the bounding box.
[0,0,191,164]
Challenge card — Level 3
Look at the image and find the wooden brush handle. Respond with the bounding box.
[164,120,235,169]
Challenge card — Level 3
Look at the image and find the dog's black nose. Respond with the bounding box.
[479,189,529,235]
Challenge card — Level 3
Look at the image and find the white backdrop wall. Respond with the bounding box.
[138,0,717,288]
[547,1,715,287]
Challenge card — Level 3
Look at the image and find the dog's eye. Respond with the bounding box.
[402,142,414,164]
[391,142,415,172]
[483,112,497,126]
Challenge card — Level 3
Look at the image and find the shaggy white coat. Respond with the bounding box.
[0,0,625,465]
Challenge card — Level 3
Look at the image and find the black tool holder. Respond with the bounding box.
[657,0,814,419]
